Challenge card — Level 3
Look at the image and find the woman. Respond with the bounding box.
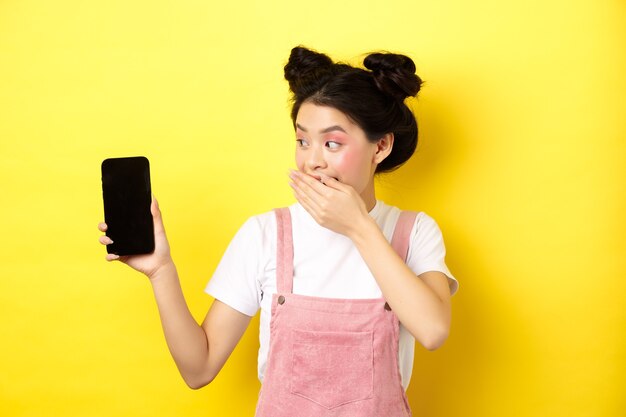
[98,46,458,417]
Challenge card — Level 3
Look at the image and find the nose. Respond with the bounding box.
[305,144,327,171]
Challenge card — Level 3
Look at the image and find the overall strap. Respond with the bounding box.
[274,208,415,294]
[274,208,294,294]
[391,211,418,262]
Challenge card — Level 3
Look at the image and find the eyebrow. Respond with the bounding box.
[296,123,347,134]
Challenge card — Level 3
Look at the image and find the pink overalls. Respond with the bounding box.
[254,208,417,417]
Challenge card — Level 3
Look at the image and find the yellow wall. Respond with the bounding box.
[1,1,624,416]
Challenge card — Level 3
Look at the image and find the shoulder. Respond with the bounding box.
[216,209,279,262]
[235,203,320,244]
[405,211,459,295]
[410,212,448,248]
[376,201,441,234]
[413,211,443,235]
[236,208,277,237]
[371,201,441,240]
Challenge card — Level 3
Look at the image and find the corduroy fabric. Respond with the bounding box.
[254,208,416,417]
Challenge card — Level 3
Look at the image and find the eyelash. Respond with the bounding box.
[295,139,341,149]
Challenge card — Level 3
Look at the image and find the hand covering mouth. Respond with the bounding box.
[305,172,339,183]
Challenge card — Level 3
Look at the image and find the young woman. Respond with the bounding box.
[98,46,458,417]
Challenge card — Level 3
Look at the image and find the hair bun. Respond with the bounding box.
[284,46,334,99]
[364,52,422,100]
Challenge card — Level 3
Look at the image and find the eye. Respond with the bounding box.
[296,139,309,147]
[326,141,341,150]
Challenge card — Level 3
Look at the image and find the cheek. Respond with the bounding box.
[334,152,356,171]
[334,148,371,175]
[294,150,305,170]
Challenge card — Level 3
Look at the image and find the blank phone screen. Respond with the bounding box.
[101,156,154,256]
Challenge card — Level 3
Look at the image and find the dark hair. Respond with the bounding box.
[284,46,423,173]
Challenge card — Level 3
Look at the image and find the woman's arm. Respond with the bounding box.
[347,218,451,350]
[99,198,251,388]
[289,172,452,350]
[150,263,252,388]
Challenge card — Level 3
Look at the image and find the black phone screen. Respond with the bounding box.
[101,156,154,256]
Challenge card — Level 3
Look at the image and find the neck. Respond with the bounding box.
[361,178,377,212]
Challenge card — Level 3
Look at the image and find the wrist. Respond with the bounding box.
[348,215,382,246]
[148,260,177,283]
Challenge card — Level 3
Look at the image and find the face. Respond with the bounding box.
[294,102,391,205]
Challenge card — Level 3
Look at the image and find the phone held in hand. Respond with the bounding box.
[101,156,155,256]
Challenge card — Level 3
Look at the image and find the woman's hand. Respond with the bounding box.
[288,170,371,237]
[98,196,174,279]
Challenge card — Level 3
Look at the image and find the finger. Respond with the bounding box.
[289,173,334,212]
[319,174,351,192]
[289,179,321,211]
[289,170,327,197]
[105,253,120,261]
[151,195,159,216]
[150,195,166,235]
[99,235,113,245]
[288,177,313,205]
[98,222,108,232]
[291,187,323,224]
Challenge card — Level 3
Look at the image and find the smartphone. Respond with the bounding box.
[101,156,155,256]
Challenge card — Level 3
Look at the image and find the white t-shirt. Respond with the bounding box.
[205,201,458,390]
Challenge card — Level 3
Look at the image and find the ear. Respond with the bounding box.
[373,133,394,164]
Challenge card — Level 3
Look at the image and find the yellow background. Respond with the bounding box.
[1,0,624,416]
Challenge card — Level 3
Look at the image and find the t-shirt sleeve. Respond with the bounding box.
[407,212,459,296]
[205,216,265,316]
